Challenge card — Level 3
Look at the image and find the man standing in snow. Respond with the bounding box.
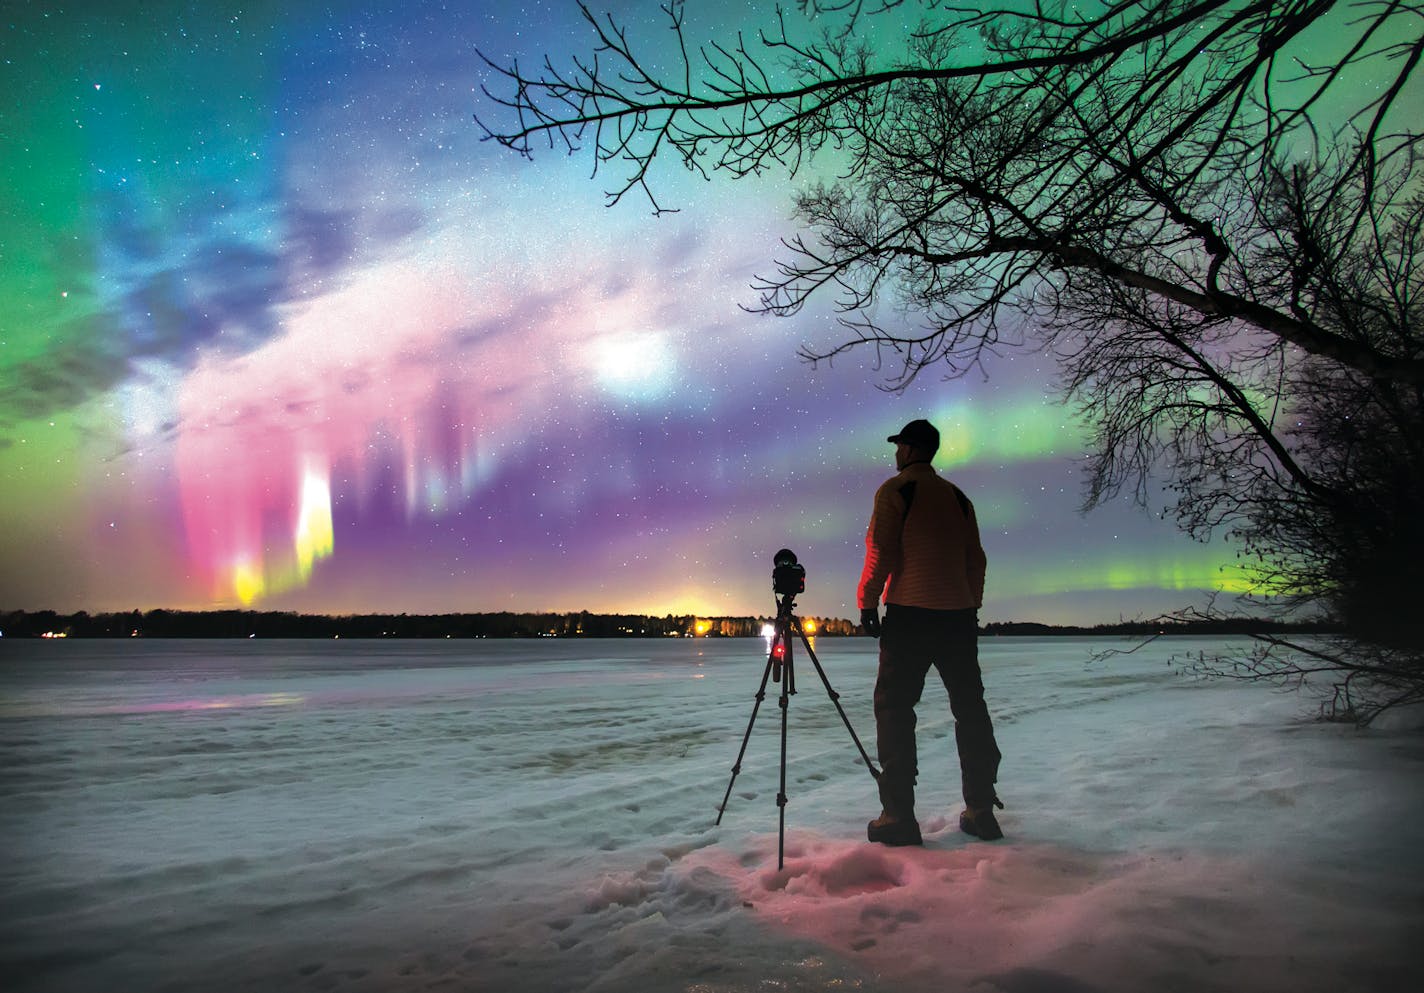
[858,419,1003,846]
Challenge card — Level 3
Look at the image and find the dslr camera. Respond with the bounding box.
[772,548,806,597]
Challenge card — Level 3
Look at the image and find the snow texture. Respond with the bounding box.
[1,635,1421,992]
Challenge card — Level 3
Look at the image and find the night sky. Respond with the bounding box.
[0,1,1261,624]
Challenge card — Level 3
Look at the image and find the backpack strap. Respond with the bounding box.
[897,480,917,516]
[898,479,971,520]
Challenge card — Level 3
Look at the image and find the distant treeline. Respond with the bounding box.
[0,609,857,639]
[0,609,1337,640]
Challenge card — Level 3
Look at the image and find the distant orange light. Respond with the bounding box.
[802,618,817,634]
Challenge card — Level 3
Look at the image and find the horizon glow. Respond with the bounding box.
[0,1,1276,625]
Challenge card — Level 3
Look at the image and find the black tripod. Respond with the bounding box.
[715,589,881,869]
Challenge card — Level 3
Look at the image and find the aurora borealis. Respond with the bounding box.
[0,1,1260,624]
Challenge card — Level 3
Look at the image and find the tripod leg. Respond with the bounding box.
[777,635,792,870]
[780,614,796,696]
[794,617,882,781]
[715,646,779,825]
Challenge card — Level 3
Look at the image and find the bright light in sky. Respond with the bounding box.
[0,0,1264,624]
[294,464,334,583]
[590,331,678,403]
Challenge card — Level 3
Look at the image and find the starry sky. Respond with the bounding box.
[0,0,1261,624]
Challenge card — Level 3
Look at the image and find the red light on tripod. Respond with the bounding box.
[772,642,786,659]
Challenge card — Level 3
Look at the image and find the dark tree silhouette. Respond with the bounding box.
[475,0,1424,722]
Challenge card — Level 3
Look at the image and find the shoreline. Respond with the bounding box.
[1,608,1337,640]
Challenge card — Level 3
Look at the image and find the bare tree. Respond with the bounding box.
[476,0,1424,721]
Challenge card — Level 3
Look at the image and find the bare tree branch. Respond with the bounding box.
[475,0,1424,716]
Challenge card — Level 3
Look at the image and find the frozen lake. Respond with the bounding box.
[2,636,1421,992]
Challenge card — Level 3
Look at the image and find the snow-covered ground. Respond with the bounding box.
[2,635,1420,992]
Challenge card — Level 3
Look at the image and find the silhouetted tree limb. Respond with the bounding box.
[476,1,1424,721]
[476,1,1423,381]
[1163,606,1424,725]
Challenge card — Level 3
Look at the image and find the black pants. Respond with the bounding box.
[873,604,1001,817]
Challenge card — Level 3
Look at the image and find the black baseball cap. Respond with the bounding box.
[887,419,940,453]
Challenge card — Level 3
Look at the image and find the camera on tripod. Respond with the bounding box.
[772,548,805,597]
[718,546,881,869]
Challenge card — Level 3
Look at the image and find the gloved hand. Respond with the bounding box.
[860,607,881,639]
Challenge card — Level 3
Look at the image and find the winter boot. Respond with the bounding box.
[867,812,923,847]
[959,798,1005,841]
[869,771,922,846]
